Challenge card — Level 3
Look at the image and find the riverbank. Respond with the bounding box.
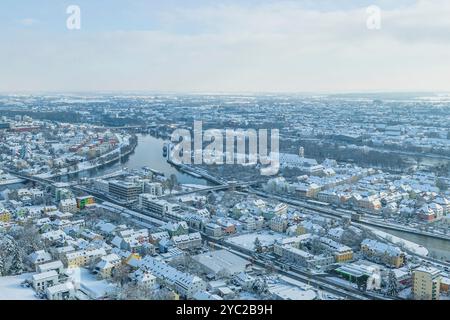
[369,225,450,261]
[121,134,207,185]
[367,227,429,257]
[35,138,137,181]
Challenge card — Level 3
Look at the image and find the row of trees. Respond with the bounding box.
[0,235,24,276]
[162,174,179,194]
[0,222,45,276]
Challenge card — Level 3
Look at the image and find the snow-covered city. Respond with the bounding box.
[1,1,449,316]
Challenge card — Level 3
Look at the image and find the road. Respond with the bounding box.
[159,181,262,199]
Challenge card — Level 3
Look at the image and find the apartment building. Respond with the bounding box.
[139,256,206,299]
[144,182,163,197]
[64,248,107,268]
[361,239,405,268]
[139,194,181,217]
[32,270,59,292]
[413,266,441,300]
[109,180,143,202]
[269,215,289,233]
[46,282,76,300]
[319,237,354,263]
[76,195,95,210]
[172,232,202,251]
[59,198,78,213]
[278,245,334,270]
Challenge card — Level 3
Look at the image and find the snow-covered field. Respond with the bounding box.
[76,268,116,300]
[226,231,285,251]
[182,184,210,190]
[0,273,38,300]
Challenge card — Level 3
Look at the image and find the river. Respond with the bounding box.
[56,134,207,185]
[119,134,207,185]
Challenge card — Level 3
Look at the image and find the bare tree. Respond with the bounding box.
[112,263,132,286]
[166,174,178,194]
[10,221,44,256]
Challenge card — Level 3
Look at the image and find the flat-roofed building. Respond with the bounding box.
[139,194,181,217]
[192,249,251,276]
[59,198,78,213]
[32,270,59,292]
[413,266,441,300]
[109,180,142,202]
[139,256,206,299]
[37,260,64,274]
[144,182,163,197]
[46,282,75,300]
[361,239,405,268]
[335,262,381,291]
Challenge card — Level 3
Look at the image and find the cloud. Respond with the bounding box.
[2,0,450,92]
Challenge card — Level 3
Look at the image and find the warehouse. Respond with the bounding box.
[192,250,251,276]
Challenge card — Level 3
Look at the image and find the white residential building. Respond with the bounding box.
[172,232,202,250]
[139,256,206,298]
[59,198,78,213]
[46,282,76,300]
[32,270,59,292]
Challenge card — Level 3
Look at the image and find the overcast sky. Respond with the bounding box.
[1,0,449,93]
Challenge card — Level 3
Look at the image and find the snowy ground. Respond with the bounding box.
[182,184,210,190]
[399,287,412,299]
[267,282,317,300]
[74,268,117,300]
[0,273,39,300]
[37,139,130,179]
[0,178,25,186]
[226,231,285,251]
[326,277,358,290]
[238,292,260,300]
[367,227,429,257]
